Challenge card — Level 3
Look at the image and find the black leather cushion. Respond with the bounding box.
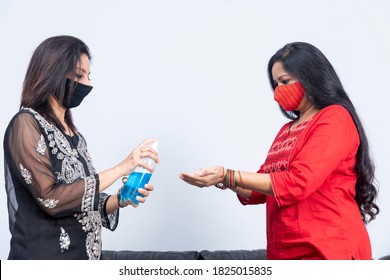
[102,250,201,260]
[379,255,390,260]
[200,249,267,260]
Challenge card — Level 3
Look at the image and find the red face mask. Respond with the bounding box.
[274,82,305,111]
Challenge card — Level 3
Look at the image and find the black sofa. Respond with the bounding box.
[102,249,390,260]
[102,249,267,260]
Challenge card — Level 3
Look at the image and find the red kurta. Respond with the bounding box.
[238,105,372,259]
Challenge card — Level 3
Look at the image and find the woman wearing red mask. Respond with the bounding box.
[3,35,159,259]
[179,42,379,260]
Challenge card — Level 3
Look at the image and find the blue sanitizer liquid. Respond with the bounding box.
[121,171,152,205]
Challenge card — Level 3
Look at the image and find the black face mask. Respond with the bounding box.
[62,78,93,108]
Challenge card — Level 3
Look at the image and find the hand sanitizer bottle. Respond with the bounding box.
[120,141,159,207]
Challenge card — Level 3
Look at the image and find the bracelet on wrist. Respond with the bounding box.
[117,188,126,208]
[215,182,228,190]
[216,168,239,190]
[214,166,228,190]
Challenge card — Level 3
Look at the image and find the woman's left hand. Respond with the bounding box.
[120,177,155,208]
[135,184,154,205]
[179,166,223,188]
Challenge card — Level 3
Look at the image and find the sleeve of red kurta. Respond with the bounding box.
[5,112,99,217]
[271,105,359,207]
[237,191,266,205]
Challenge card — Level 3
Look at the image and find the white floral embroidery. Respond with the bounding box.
[59,227,70,252]
[19,164,32,184]
[77,135,97,175]
[75,211,102,260]
[36,134,46,155]
[74,175,102,260]
[25,107,85,184]
[81,176,96,212]
[38,197,59,209]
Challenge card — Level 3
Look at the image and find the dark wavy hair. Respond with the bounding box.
[20,35,91,133]
[267,42,379,223]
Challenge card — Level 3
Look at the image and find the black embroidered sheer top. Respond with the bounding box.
[3,108,119,259]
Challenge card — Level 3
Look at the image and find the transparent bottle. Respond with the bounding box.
[120,141,159,207]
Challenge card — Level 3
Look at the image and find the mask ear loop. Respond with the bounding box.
[63,78,76,107]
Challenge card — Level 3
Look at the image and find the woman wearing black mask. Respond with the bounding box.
[3,35,159,259]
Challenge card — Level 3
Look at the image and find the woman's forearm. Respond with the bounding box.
[234,171,273,196]
[105,194,120,214]
[98,166,124,193]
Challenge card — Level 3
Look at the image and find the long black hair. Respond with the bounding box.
[20,35,92,133]
[267,42,379,223]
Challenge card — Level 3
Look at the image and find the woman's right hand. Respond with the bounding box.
[116,139,159,177]
[179,166,224,188]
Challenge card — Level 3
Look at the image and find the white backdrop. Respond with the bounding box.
[0,0,389,260]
